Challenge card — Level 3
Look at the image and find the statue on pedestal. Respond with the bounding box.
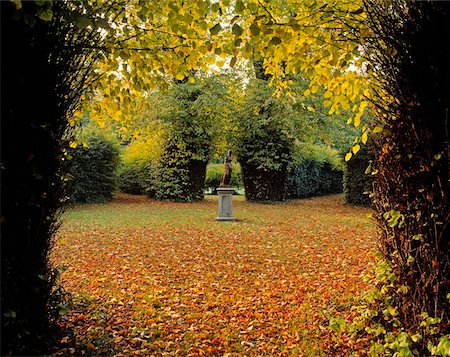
[219,149,232,187]
[216,150,236,221]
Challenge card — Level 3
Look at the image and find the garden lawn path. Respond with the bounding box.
[50,194,377,356]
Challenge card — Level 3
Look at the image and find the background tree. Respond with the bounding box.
[150,77,231,201]
[233,79,296,201]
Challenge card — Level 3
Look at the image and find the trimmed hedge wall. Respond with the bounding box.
[242,164,289,201]
[286,161,343,199]
[67,134,119,203]
[343,146,373,206]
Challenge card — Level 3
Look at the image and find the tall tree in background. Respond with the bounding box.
[150,78,230,201]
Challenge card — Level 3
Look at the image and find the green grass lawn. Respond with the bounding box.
[51,193,376,356]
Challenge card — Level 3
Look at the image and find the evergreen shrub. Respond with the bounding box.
[67,134,119,203]
[117,161,152,195]
[151,139,208,201]
[343,145,373,206]
[286,161,343,198]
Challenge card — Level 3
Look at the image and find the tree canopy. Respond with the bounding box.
[47,0,375,160]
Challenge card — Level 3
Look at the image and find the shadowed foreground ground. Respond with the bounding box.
[50,194,376,356]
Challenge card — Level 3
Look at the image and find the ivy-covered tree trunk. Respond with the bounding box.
[367,0,449,335]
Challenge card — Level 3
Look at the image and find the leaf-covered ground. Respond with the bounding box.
[50,194,376,356]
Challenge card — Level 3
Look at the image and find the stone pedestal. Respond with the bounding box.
[216,187,236,221]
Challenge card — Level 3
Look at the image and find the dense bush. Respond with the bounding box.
[149,79,230,202]
[117,161,152,195]
[116,137,159,195]
[204,163,243,194]
[343,145,373,206]
[286,161,343,199]
[67,134,119,203]
[233,80,296,202]
[152,138,208,201]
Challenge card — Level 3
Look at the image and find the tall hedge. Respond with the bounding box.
[152,138,208,201]
[67,134,119,203]
[234,80,296,202]
[343,145,373,206]
[287,161,343,199]
[149,79,229,202]
[1,2,105,354]
[117,161,152,195]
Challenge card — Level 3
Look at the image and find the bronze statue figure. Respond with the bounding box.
[219,150,232,187]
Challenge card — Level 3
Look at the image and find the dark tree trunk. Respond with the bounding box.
[1,3,66,354]
[1,2,103,353]
[366,0,450,334]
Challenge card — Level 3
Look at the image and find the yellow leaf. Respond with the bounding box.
[345,152,352,161]
[11,0,22,10]
[373,125,383,133]
[361,131,368,144]
[352,144,361,154]
[69,141,78,149]
[354,111,363,127]
[303,89,311,97]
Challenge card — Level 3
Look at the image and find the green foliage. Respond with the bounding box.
[287,162,343,199]
[330,254,450,356]
[150,78,231,202]
[287,78,361,155]
[344,144,373,206]
[117,161,152,195]
[204,163,243,194]
[286,144,343,198]
[151,139,207,202]
[116,136,159,195]
[67,133,119,203]
[233,80,296,201]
